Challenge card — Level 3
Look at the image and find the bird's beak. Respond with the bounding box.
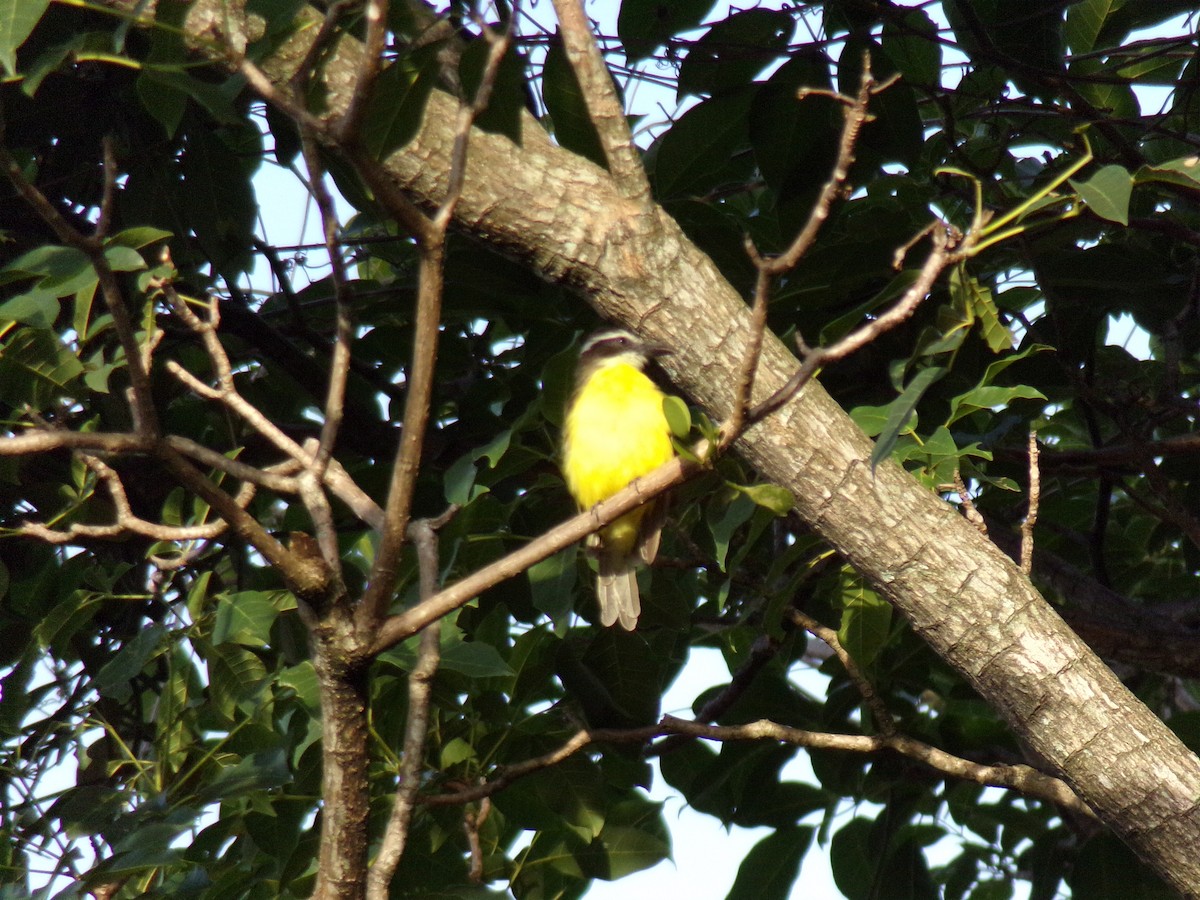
[646,341,673,359]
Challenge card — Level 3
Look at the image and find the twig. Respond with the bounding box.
[367,515,446,900]
[549,0,651,202]
[289,0,359,101]
[16,453,247,544]
[650,633,780,757]
[358,16,516,631]
[434,11,517,232]
[422,714,1093,820]
[462,797,490,882]
[95,136,118,240]
[722,57,890,446]
[299,136,355,480]
[156,274,319,472]
[1020,430,1039,575]
[0,127,159,437]
[655,716,1095,820]
[789,608,895,736]
[952,470,988,536]
[746,223,966,427]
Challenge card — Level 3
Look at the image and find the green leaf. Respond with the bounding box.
[0,289,58,328]
[108,226,173,249]
[33,592,101,649]
[951,267,1012,353]
[96,624,168,702]
[197,748,291,803]
[837,577,892,672]
[1067,832,1177,899]
[528,548,577,623]
[211,591,282,648]
[749,51,838,202]
[1137,156,1200,191]
[678,8,794,99]
[1070,164,1133,225]
[653,89,753,199]
[830,817,875,899]
[0,0,51,78]
[881,8,941,86]
[542,38,608,169]
[1065,0,1120,55]
[2,244,92,292]
[726,825,813,900]
[590,822,671,879]
[947,385,1047,427]
[733,482,794,516]
[362,48,440,159]
[869,366,945,469]
[440,640,514,678]
[618,0,715,63]
[662,394,691,438]
[459,40,525,142]
[103,245,147,272]
[0,329,85,409]
[440,736,477,769]
[707,490,757,572]
[207,643,269,721]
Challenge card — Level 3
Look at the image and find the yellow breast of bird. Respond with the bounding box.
[564,362,674,511]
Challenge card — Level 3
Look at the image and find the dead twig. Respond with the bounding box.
[1021,430,1039,575]
[358,14,516,631]
[952,471,988,537]
[367,512,452,900]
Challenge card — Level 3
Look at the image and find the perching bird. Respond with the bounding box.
[562,328,675,629]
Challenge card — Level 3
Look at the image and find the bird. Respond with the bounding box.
[561,328,675,629]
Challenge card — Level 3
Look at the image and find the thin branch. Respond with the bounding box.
[423,714,1094,820]
[655,716,1096,820]
[290,0,360,100]
[238,57,325,135]
[94,135,118,240]
[0,430,150,456]
[0,129,159,437]
[790,608,895,736]
[549,0,651,202]
[357,18,515,631]
[299,136,355,480]
[16,453,246,545]
[1020,430,1040,575]
[156,446,332,603]
[952,470,988,536]
[156,277,319,473]
[723,59,893,445]
[462,797,490,883]
[368,515,446,900]
[434,11,517,232]
[423,729,604,806]
[746,223,966,427]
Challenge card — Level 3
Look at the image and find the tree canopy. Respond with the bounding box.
[2,1,1200,898]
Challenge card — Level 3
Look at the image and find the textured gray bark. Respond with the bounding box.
[109,1,1200,895]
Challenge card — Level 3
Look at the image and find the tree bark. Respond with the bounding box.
[110,1,1200,894]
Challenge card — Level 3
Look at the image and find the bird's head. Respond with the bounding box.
[576,328,672,378]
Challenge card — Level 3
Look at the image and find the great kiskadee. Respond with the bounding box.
[562,328,675,629]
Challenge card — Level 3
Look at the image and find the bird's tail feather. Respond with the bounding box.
[597,559,640,630]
